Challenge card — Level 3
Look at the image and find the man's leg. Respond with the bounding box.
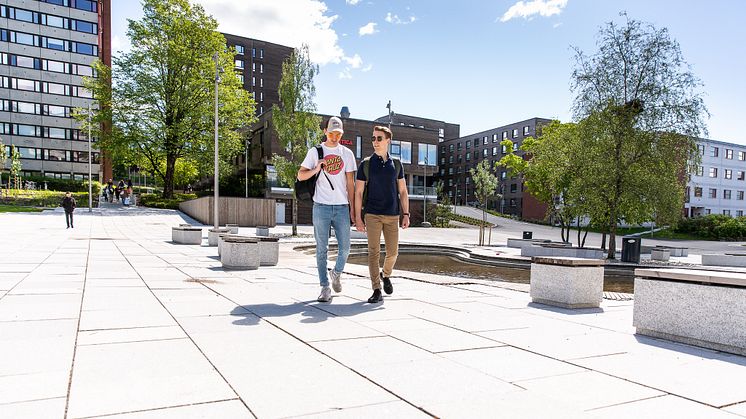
[364,214,384,290]
[65,212,71,228]
[69,211,74,228]
[312,204,332,288]
[331,205,351,273]
[381,215,400,278]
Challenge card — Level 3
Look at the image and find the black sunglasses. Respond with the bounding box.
[371,135,386,142]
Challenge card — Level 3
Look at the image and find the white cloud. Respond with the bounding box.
[358,22,378,36]
[553,22,563,28]
[343,54,363,69]
[385,12,416,24]
[345,0,361,4]
[191,0,346,66]
[361,64,373,72]
[338,68,352,79]
[499,0,568,22]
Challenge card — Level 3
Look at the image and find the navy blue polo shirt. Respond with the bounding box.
[357,153,405,216]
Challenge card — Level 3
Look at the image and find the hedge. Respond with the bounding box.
[0,190,93,208]
[138,193,197,209]
[674,214,746,240]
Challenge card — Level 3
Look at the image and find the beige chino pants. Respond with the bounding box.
[364,214,400,290]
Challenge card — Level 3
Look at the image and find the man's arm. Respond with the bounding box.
[398,178,410,229]
[346,171,355,222]
[354,179,366,231]
[297,163,322,181]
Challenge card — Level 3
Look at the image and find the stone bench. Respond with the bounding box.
[171,226,202,245]
[225,224,239,234]
[217,232,238,257]
[208,227,232,246]
[522,244,604,259]
[633,268,746,356]
[507,238,551,249]
[650,248,670,261]
[220,236,260,270]
[701,253,746,267]
[654,246,688,257]
[256,226,269,237]
[255,236,279,266]
[530,257,606,309]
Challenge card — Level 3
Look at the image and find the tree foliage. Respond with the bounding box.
[270,44,322,235]
[77,0,256,198]
[470,159,499,245]
[570,13,707,258]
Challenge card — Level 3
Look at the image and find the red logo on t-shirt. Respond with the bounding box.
[324,155,344,175]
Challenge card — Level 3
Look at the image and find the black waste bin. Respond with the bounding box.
[621,236,641,263]
[523,231,533,239]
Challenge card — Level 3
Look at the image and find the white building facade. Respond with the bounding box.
[686,138,746,217]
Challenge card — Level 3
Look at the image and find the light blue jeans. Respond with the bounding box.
[313,203,351,287]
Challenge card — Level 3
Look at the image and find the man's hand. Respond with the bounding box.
[401,214,410,229]
[349,208,356,225]
[315,160,325,173]
[355,216,366,232]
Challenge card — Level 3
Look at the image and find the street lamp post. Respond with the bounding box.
[244,137,249,198]
[213,52,220,230]
[87,103,92,212]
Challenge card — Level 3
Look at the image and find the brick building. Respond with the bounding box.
[437,117,552,220]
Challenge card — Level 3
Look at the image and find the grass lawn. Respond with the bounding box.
[636,229,705,240]
[0,204,45,213]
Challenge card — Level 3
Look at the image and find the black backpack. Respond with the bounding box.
[294,145,334,202]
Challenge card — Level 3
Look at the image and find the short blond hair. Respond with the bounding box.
[373,125,392,140]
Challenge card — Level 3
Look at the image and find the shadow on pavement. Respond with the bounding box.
[231,300,383,326]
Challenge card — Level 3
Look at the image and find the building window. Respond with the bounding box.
[695,166,703,176]
[492,134,498,143]
[448,168,453,175]
[260,48,264,59]
[697,144,705,155]
[492,147,498,156]
[473,139,479,148]
[457,142,463,151]
[260,64,264,74]
[510,198,516,207]
[711,147,719,157]
[738,210,744,217]
[726,149,734,159]
[709,188,717,198]
[259,91,263,102]
[740,151,746,161]
[483,136,488,145]
[389,141,411,164]
[440,157,445,165]
[513,142,519,151]
[726,169,733,180]
[709,168,718,178]
[512,129,518,138]
[503,131,508,139]
[355,135,362,159]
[705,209,711,215]
[483,149,488,158]
[694,187,702,197]
[235,45,244,55]
[738,191,745,200]
[260,78,263,88]
[724,190,732,199]
[449,144,454,152]
[510,183,517,193]
[465,152,471,161]
[439,128,444,138]
[417,144,437,165]
[501,172,506,180]
[235,59,244,69]
[238,74,244,83]
[457,154,462,163]
[724,209,731,216]
[465,141,470,149]
[252,77,255,86]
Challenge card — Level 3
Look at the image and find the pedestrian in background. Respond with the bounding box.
[61,191,76,229]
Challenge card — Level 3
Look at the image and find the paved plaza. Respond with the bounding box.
[1,206,746,418]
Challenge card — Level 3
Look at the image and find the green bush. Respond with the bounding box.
[674,214,746,240]
[0,190,92,208]
[138,193,196,209]
[6,175,102,195]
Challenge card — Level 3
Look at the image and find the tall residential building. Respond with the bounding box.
[223,33,293,116]
[437,117,551,219]
[1,0,111,181]
[687,138,746,217]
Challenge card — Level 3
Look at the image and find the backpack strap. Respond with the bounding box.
[315,144,334,190]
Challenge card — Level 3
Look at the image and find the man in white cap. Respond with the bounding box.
[297,116,357,302]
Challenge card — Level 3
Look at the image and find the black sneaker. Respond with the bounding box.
[382,273,393,295]
[367,289,383,303]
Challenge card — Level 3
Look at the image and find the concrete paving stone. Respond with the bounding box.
[183,316,398,418]
[296,400,430,418]
[515,370,664,411]
[9,280,84,295]
[79,308,177,331]
[84,278,147,287]
[359,317,445,333]
[477,294,534,309]
[84,399,252,418]
[263,312,385,342]
[425,390,594,419]
[77,325,187,346]
[29,265,85,275]
[0,371,71,405]
[0,264,38,273]
[311,336,440,370]
[440,346,587,382]
[484,329,640,361]
[0,278,23,291]
[385,326,504,353]
[81,287,157,310]
[0,294,82,321]
[0,396,66,419]
[589,395,742,419]
[66,338,237,418]
[152,289,250,318]
[576,347,746,408]
[724,402,746,417]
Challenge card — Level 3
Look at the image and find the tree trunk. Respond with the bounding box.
[162,153,177,199]
[577,216,582,247]
[601,232,607,250]
[581,228,589,248]
[607,216,618,259]
[292,197,298,236]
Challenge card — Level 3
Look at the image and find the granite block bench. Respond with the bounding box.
[651,248,670,261]
[522,245,604,259]
[634,268,746,356]
[507,238,551,249]
[171,226,202,245]
[208,227,232,247]
[701,253,746,267]
[220,236,260,270]
[255,236,279,266]
[530,257,606,309]
[225,224,239,234]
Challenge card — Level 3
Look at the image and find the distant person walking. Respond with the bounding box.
[355,126,410,303]
[116,180,125,202]
[61,191,76,229]
[297,116,357,303]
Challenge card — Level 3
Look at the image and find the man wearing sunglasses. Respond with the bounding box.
[298,116,357,303]
[354,126,410,303]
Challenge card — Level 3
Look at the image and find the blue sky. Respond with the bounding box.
[112,0,745,143]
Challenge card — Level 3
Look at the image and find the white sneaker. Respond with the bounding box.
[317,286,332,302]
[329,269,342,293]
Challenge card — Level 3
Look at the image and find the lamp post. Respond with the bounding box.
[87,103,92,212]
[244,136,249,198]
[421,153,431,227]
[213,52,220,230]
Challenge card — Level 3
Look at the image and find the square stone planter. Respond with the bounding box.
[530,257,605,309]
[217,232,237,257]
[225,224,239,234]
[256,237,279,266]
[220,237,260,270]
[634,268,746,356]
[651,248,670,261]
[171,226,202,245]
[208,227,232,246]
[256,226,269,237]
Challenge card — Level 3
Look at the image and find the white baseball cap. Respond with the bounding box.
[326,116,344,133]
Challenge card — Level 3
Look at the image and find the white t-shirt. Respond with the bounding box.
[301,143,356,205]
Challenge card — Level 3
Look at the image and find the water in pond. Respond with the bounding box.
[346,253,633,293]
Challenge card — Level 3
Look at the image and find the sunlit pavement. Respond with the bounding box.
[1,206,745,418]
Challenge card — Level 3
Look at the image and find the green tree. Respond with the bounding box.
[269,45,322,236]
[9,146,22,190]
[427,181,453,227]
[0,138,5,190]
[77,0,255,198]
[571,13,707,258]
[470,159,499,245]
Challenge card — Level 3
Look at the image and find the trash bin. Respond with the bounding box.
[523,231,533,239]
[621,236,641,263]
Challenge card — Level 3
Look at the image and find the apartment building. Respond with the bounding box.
[0,0,111,181]
[687,138,746,217]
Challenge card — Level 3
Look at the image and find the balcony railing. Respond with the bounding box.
[408,186,437,196]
